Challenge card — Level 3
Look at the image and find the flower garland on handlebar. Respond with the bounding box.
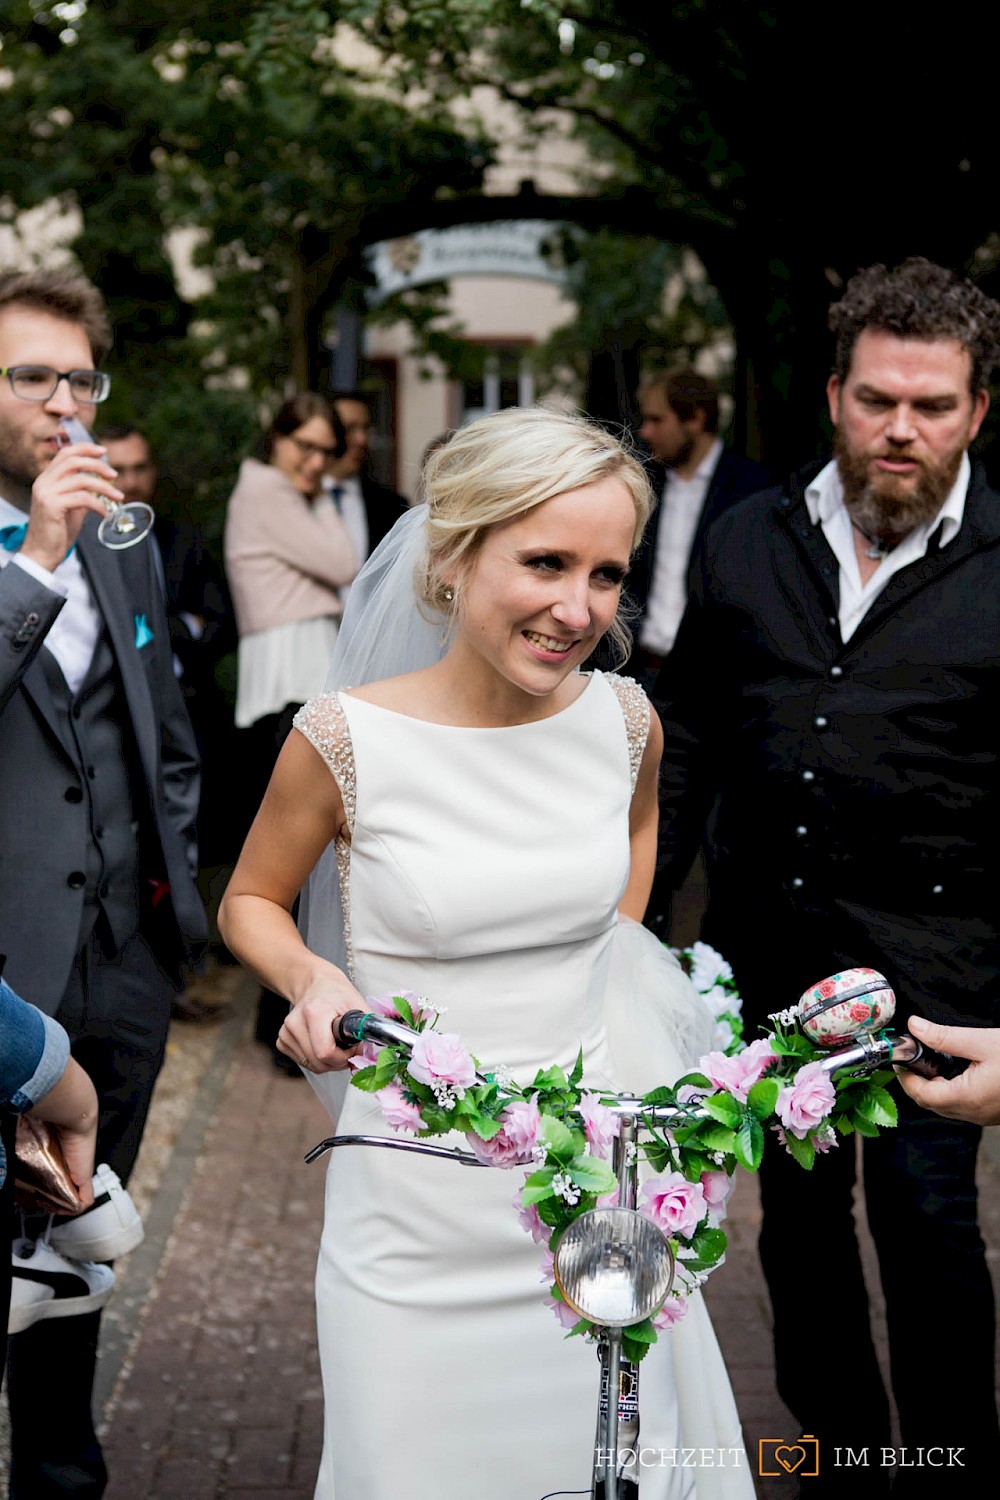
[348,944,899,1366]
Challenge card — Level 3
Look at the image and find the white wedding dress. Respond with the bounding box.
[294,671,754,1500]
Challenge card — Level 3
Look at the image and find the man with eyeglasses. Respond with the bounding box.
[0,268,206,1498]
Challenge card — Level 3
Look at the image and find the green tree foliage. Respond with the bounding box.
[0,1,491,526]
[324,0,1000,463]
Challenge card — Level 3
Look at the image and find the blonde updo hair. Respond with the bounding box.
[419,407,653,665]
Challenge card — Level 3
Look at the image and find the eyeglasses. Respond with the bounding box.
[0,366,112,403]
[289,435,339,460]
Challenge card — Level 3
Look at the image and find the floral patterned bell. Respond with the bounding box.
[795,968,896,1048]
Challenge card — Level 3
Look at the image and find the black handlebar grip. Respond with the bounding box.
[900,1040,969,1081]
[334,1010,366,1049]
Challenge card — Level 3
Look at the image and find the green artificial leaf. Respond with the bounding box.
[533,1065,569,1091]
[734,1113,765,1172]
[391,993,415,1027]
[568,1047,584,1088]
[522,1182,557,1206]
[623,1316,657,1345]
[418,1105,455,1135]
[537,1196,568,1228]
[568,1153,617,1194]
[349,1064,380,1092]
[682,1225,728,1271]
[622,1318,659,1364]
[702,1091,742,1128]
[747,1077,781,1119]
[678,1150,716,1182]
[783,1130,815,1171]
[644,1142,674,1175]
[641,1085,679,1107]
[857,1086,897,1128]
[851,1113,880,1138]
[469,1114,503,1141]
[540,1115,577,1163]
[371,1048,400,1089]
[522,1166,557,1205]
[672,1072,712,1092]
[694,1122,737,1153]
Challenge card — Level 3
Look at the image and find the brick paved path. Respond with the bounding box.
[95,986,1000,1499]
[103,1017,330,1500]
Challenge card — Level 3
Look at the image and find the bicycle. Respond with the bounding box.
[306,995,953,1500]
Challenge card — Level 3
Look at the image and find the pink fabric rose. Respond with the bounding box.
[577,1093,619,1157]
[700,1170,734,1213]
[470,1099,541,1166]
[503,1098,542,1153]
[639,1171,708,1241]
[369,989,437,1025]
[698,1037,777,1103]
[376,1081,424,1134]
[408,1031,477,1091]
[653,1294,690,1331]
[776,1060,836,1139]
[514,1191,549,1245]
[348,1040,380,1071]
[538,1248,580,1328]
[546,1293,581,1330]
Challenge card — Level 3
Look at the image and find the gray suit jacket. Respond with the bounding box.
[0,516,207,1014]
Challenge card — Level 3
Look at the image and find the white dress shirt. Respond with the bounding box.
[323,474,369,608]
[639,438,723,655]
[804,453,970,641]
[0,495,101,695]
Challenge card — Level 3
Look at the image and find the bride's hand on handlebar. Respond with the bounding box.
[278,975,365,1073]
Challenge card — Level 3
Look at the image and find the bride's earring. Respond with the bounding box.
[443,586,454,603]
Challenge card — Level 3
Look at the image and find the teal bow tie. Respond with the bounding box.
[0,522,74,562]
[0,522,28,552]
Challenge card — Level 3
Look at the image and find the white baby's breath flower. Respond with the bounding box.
[551,1173,582,1206]
[429,1080,464,1111]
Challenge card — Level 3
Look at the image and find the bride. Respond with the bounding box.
[219,407,754,1500]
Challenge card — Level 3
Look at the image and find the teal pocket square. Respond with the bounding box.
[134,613,154,649]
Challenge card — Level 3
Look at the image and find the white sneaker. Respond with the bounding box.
[48,1163,144,1262]
[8,1239,115,1336]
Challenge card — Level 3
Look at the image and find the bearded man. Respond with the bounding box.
[649,258,1000,1496]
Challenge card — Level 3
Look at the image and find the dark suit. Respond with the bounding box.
[0,514,206,1496]
[360,473,408,554]
[154,514,238,862]
[651,461,1000,1489]
[627,447,771,622]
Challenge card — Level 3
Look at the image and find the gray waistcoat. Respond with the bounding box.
[38,634,141,953]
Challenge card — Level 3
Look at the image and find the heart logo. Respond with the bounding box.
[774,1445,808,1473]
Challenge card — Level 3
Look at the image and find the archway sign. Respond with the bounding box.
[365,219,572,304]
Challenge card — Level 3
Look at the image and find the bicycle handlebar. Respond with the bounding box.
[334,1007,964,1086]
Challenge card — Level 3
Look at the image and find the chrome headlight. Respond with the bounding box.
[553,1207,675,1328]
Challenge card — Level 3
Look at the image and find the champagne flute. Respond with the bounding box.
[58,415,155,550]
